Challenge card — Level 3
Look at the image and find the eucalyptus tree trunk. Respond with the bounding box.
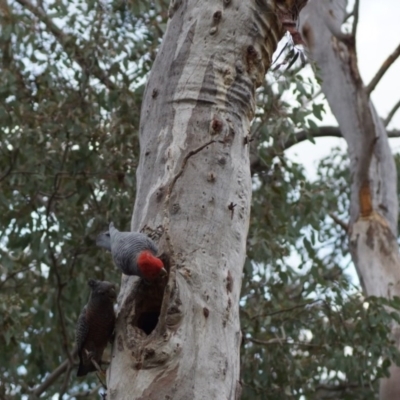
[107,1,307,399]
[300,1,400,398]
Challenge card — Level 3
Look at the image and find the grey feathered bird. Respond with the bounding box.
[75,279,116,377]
[96,222,167,280]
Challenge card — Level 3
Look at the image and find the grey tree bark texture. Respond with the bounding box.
[106,1,308,399]
[300,1,400,398]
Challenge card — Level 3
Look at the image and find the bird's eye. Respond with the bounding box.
[105,232,110,237]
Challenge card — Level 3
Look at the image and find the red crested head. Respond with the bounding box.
[137,250,166,280]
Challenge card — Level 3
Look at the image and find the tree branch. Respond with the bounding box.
[315,382,369,399]
[0,264,35,290]
[246,336,322,348]
[250,299,321,320]
[385,98,400,127]
[250,126,400,175]
[351,0,360,38]
[366,42,400,96]
[277,126,343,149]
[282,125,400,150]
[31,349,77,398]
[329,212,349,232]
[58,363,73,399]
[15,0,117,91]
[47,241,73,366]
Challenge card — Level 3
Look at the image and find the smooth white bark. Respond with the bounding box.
[106,1,303,399]
[300,1,400,398]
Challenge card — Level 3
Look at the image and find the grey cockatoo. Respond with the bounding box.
[96,222,167,280]
[75,279,116,377]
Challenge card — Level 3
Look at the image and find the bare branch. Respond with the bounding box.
[0,148,18,183]
[329,213,349,232]
[351,0,360,37]
[385,98,400,127]
[58,363,73,399]
[250,299,322,320]
[277,126,343,149]
[315,382,370,399]
[250,126,400,175]
[0,264,35,290]
[289,126,342,150]
[246,336,322,348]
[31,349,77,398]
[250,126,339,173]
[15,0,118,91]
[0,0,12,67]
[366,42,400,96]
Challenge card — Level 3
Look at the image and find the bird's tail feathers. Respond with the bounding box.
[76,361,96,377]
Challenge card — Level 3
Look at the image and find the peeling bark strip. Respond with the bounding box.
[108,1,308,399]
[300,1,400,398]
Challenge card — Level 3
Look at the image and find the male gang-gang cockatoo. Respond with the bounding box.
[96,222,167,280]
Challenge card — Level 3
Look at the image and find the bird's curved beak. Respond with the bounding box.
[159,267,168,278]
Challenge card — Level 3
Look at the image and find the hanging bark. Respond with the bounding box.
[107,1,308,399]
[300,1,400,398]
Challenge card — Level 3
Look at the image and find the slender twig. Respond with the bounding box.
[7,170,125,179]
[15,0,118,91]
[344,10,353,23]
[250,299,321,320]
[351,0,360,38]
[90,358,103,375]
[38,190,77,200]
[366,42,400,95]
[1,0,13,68]
[281,127,400,148]
[316,382,368,393]
[87,182,102,214]
[0,265,35,289]
[329,213,348,232]
[0,149,18,183]
[43,134,73,365]
[385,98,400,127]
[31,349,78,398]
[250,126,400,174]
[58,363,73,399]
[46,136,70,218]
[0,159,14,182]
[48,244,73,365]
[1,0,38,102]
[68,249,81,281]
[246,336,322,348]
[88,354,107,390]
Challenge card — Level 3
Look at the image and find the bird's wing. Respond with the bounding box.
[75,306,89,352]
